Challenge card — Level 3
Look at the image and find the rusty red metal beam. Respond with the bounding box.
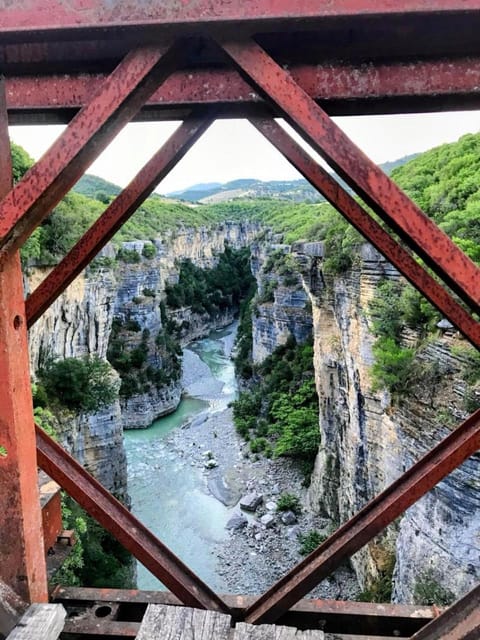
[0,43,183,257]
[410,583,480,639]
[6,57,480,124]
[52,586,440,637]
[25,112,213,328]
[221,38,480,315]
[250,118,480,350]
[242,409,480,624]
[35,425,230,614]
[0,79,48,603]
[0,1,479,35]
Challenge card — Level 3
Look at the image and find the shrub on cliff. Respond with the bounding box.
[413,569,455,606]
[232,337,320,482]
[39,355,117,412]
[371,338,415,395]
[117,247,141,263]
[142,242,156,259]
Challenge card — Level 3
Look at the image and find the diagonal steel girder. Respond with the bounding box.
[0,41,184,258]
[220,38,480,315]
[240,409,480,624]
[410,582,480,639]
[25,112,214,327]
[250,117,480,350]
[35,424,231,614]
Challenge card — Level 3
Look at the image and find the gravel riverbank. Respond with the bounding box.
[160,329,359,600]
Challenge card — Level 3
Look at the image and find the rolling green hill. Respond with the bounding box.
[72,174,123,200]
[165,154,419,204]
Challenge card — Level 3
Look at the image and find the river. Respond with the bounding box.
[123,323,239,591]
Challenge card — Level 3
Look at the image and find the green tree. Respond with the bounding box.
[11,142,34,183]
[39,355,117,412]
[371,338,415,395]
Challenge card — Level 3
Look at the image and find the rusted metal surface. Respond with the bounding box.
[63,619,141,637]
[0,79,48,604]
[26,112,213,327]
[240,410,480,624]
[0,1,479,34]
[35,425,230,614]
[222,38,480,315]
[410,583,480,639]
[6,57,480,124]
[0,43,183,256]
[250,118,480,350]
[52,587,439,637]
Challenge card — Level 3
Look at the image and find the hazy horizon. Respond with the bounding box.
[10,113,480,195]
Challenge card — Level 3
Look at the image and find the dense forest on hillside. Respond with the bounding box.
[391,133,480,262]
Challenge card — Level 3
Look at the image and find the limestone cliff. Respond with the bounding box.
[299,244,479,603]
[111,222,260,428]
[250,241,313,361]
[248,240,478,602]
[26,266,128,500]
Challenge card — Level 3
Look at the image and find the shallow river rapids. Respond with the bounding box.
[123,323,239,591]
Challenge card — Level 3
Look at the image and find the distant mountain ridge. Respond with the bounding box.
[165,152,419,203]
[72,152,419,205]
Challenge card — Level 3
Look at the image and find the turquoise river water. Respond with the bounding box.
[123,324,238,591]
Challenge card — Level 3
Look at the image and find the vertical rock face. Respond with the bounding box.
[301,244,479,602]
[250,242,313,362]
[27,266,116,369]
[27,267,128,500]
[112,223,260,428]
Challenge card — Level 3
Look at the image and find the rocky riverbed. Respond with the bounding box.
[167,407,358,598]
[160,327,360,600]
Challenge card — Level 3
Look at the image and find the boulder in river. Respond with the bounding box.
[281,511,297,525]
[204,458,218,469]
[260,514,276,529]
[240,492,263,512]
[226,513,248,531]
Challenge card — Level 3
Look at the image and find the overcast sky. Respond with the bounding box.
[9,111,480,195]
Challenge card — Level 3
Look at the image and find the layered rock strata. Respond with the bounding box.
[302,244,479,602]
[249,241,479,602]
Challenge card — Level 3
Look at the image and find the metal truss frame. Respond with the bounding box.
[0,9,479,635]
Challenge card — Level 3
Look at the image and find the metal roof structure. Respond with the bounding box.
[0,2,479,637]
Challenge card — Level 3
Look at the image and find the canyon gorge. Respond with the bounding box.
[22,132,480,605]
[27,223,479,604]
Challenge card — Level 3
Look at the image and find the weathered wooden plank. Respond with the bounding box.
[136,604,232,639]
[234,622,324,638]
[6,604,66,640]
